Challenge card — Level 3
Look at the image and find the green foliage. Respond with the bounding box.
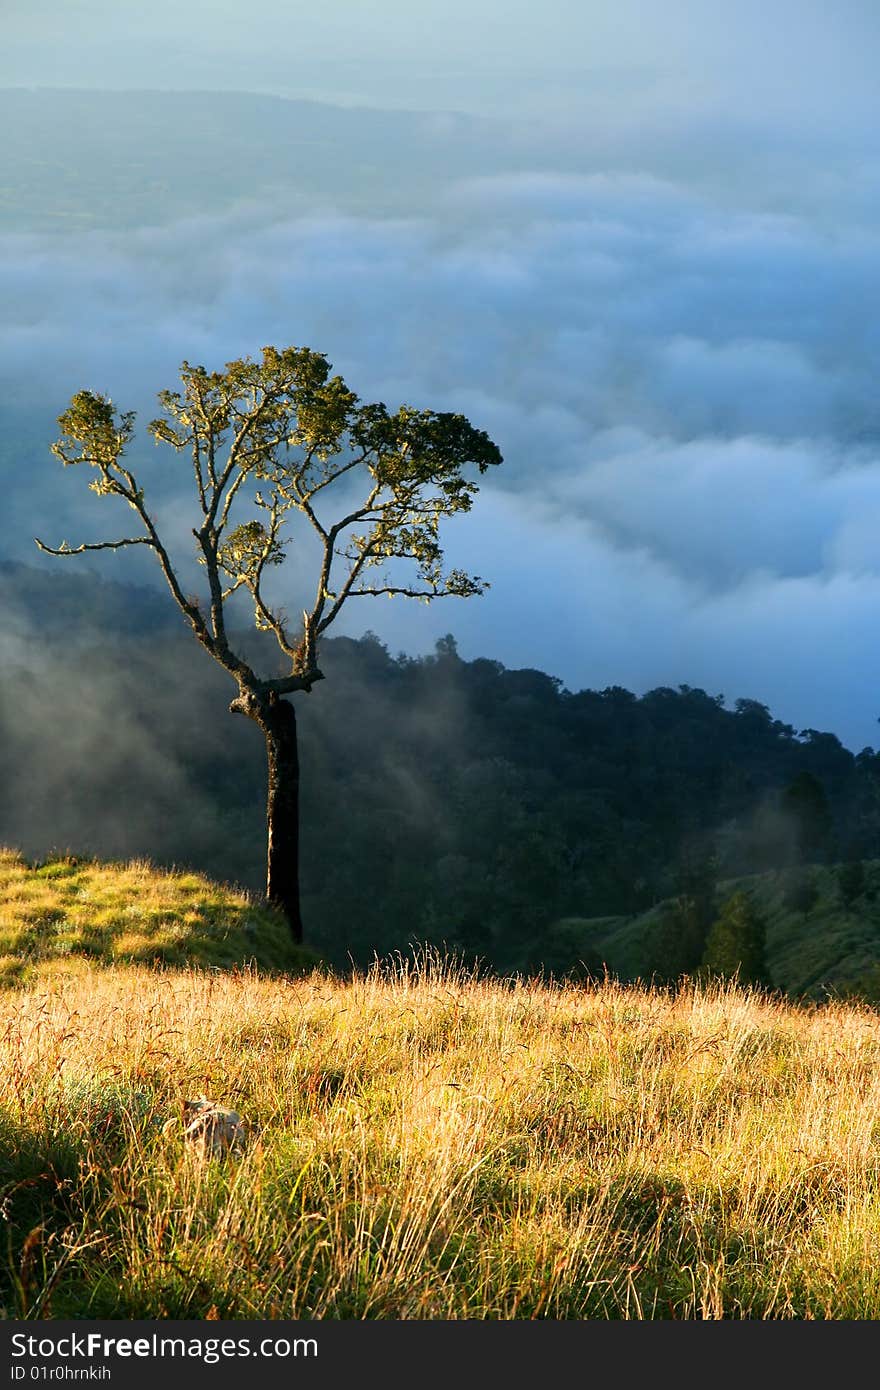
[54,392,137,481]
[650,851,718,984]
[517,918,605,982]
[834,962,880,1006]
[782,772,834,863]
[701,891,770,986]
[781,868,820,915]
[838,858,867,908]
[44,347,502,687]
[590,860,880,1000]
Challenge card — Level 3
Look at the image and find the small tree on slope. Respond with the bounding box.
[701,890,770,987]
[38,346,502,941]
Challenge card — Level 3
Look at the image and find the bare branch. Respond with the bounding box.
[342,584,465,599]
[250,505,300,662]
[192,526,228,648]
[220,573,250,601]
[189,372,219,489]
[301,475,386,637]
[294,493,328,542]
[192,430,208,514]
[216,462,257,533]
[266,668,325,696]
[123,498,221,660]
[315,546,371,633]
[297,448,369,501]
[34,535,155,556]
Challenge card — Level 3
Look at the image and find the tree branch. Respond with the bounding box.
[34,535,155,556]
[192,527,229,649]
[192,430,208,514]
[341,584,447,599]
[297,448,369,501]
[310,485,385,633]
[265,669,325,696]
[249,502,300,662]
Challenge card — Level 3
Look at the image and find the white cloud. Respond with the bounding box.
[359,487,880,751]
[3,165,880,747]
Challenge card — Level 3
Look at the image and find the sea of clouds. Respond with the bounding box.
[3,150,880,748]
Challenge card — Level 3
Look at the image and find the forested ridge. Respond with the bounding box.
[3,560,880,989]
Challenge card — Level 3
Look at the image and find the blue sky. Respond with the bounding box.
[3,2,880,748]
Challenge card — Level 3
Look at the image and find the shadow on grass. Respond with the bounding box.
[1,851,324,987]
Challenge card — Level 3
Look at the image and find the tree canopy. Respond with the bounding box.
[41,346,502,696]
[37,346,502,938]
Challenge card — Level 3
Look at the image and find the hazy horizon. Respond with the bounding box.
[5,0,879,129]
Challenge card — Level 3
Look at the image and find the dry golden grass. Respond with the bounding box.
[4,948,880,1318]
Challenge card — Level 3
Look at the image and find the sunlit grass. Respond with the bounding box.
[0,847,315,983]
[4,943,880,1318]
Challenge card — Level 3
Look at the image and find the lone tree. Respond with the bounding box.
[38,345,502,941]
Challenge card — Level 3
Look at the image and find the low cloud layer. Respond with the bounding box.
[3,159,880,748]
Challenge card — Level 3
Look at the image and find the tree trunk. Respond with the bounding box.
[263,696,303,942]
[231,690,303,942]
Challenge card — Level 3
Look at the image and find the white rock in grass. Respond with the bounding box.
[182,1097,247,1158]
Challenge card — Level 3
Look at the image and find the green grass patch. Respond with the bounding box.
[582,860,880,999]
[0,847,319,984]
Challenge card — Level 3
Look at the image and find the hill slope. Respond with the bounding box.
[5,560,880,977]
[0,849,318,986]
[563,860,880,998]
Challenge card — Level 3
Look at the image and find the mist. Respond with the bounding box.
[3,164,880,747]
[1,6,879,765]
[5,0,879,134]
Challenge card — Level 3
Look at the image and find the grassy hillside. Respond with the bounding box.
[6,853,880,1318]
[4,953,880,1318]
[6,841,880,998]
[560,860,880,999]
[0,848,318,986]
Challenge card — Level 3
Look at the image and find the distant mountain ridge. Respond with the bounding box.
[0,87,522,231]
[0,558,179,637]
[3,558,880,986]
